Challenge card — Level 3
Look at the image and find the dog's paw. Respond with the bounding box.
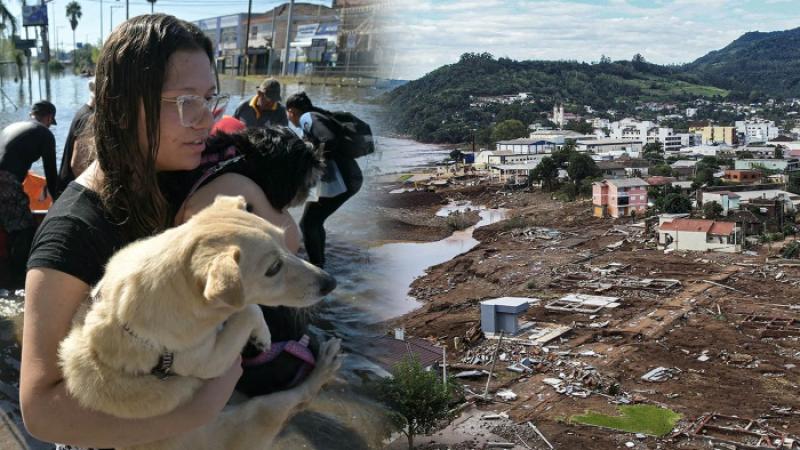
[309,338,342,386]
[249,321,271,353]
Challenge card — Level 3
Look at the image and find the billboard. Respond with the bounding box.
[23,5,48,27]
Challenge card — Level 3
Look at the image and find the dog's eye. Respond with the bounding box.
[265,260,283,277]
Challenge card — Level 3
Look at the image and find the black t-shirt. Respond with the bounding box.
[58,104,94,195]
[27,182,125,286]
[0,120,58,199]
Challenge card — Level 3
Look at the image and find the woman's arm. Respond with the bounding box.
[20,268,243,448]
[177,173,301,253]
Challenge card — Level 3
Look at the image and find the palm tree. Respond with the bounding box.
[66,1,82,64]
[146,0,156,13]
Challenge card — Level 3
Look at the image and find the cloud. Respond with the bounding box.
[381,0,796,80]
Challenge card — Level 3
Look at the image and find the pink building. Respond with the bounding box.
[593,178,649,218]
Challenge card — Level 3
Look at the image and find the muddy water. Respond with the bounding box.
[367,203,508,322]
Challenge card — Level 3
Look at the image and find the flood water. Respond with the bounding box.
[368,203,509,321]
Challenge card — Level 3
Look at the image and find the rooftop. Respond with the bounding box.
[659,218,735,235]
[603,177,649,188]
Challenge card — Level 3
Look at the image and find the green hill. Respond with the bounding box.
[683,27,800,99]
[384,53,727,143]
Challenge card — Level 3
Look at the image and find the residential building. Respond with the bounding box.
[735,158,800,173]
[675,132,703,149]
[658,218,739,253]
[592,178,649,218]
[722,170,762,184]
[678,144,734,158]
[370,333,442,372]
[576,138,642,155]
[735,119,779,144]
[686,108,697,118]
[742,146,782,159]
[701,191,741,215]
[690,126,737,145]
[495,138,557,154]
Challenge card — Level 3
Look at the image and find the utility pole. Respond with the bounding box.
[126,0,129,20]
[282,0,294,76]
[242,0,252,76]
[41,0,52,100]
[110,5,123,34]
[266,5,278,75]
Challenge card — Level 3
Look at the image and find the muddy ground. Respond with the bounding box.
[378,179,800,450]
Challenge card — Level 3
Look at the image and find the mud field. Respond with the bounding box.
[380,179,800,450]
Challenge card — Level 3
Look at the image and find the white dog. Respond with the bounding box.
[58,195,341,450]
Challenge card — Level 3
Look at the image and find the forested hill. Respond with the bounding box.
[384,28,800,144]
[684,27,800,99]
[384,52,727,143]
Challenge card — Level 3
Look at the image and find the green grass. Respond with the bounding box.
[571,404,682,436]
[620,76,729,99]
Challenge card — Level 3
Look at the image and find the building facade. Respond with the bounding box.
[592,178,649,218]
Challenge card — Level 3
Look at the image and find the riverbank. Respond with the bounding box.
[377,177,800,449]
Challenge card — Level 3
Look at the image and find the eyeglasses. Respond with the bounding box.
[161,93,230,128]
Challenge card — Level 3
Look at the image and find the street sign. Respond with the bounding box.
[12,37,37,50]
[22,5,48,27]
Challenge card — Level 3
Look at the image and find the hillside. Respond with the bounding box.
[683,27,800,99]
[384,53,728,143]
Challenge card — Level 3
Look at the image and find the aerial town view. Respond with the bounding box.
[1,0,800,449]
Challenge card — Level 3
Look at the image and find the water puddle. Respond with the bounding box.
[367,201,508,321]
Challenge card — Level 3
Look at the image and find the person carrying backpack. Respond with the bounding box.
[285,91,368,268]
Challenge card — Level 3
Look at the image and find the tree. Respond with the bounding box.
[564,119,593,135]
[449,149,464,162]
[650,163,673,177]
[551,142,577,167]
[491,119,527,142]
[530,156,559,191]
[376,356,462,450]
[566,152,599,187]
[663,193,692,213]
[66,1,82,66]
[703,201,724,219]
[642,142,664,162]
[774,146,784,159]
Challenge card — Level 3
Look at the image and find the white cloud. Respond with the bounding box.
[381,0,796,80]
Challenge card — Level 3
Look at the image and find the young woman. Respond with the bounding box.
[285,92,364,268]
[20,15,248,449]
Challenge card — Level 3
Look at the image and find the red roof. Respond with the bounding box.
[659,218,734,235]
[646,176,677,186]
[709,221,735,235]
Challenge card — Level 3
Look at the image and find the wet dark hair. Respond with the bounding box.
[285,91,329,115]
[94,14,214,240]
[204,126,324,210]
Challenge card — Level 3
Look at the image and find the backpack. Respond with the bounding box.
[326,111,375,159]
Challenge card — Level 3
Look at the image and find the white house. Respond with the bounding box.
[735,119,780,144]
[701,191,741,216]
[658,218,740,253]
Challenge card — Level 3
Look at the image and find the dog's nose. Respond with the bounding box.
[319,273,337,296]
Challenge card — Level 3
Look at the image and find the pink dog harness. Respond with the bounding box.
[241,334,316,387]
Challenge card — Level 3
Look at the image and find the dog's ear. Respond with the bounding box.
[212,195,248,212]
[203,246,244,308]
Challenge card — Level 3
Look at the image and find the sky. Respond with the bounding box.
[382,0,800,80]
[10,0,332,54]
